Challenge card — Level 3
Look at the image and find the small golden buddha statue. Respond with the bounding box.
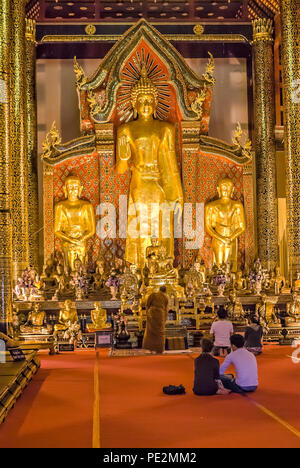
[20,303,46,333]
[116,65,183,270]
[294,273,300,292]
[194,253,206,283]
[54,175,96,271]
[271,266,286,295]
[54,299,78,333]
[87,302,110,330]
[205,178,246,272]
[287,293,300,324]
[227,292,245,323]
[234,270,247,292]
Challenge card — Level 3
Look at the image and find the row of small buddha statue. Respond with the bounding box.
[15,300,111,337]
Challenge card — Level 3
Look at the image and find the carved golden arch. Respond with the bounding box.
[77,19,214,127]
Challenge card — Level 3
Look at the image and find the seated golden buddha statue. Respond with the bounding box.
[20,303,46,334]
[53,263,74,299]
[116,65,183,271]
[54,299,78,333]
[227,292,245,323]
[205,178,246,273]
[234,270,247,292]
[87,302,111,330]
[287,293,300,324]
[54,175,96,271]
[194,253,206,283]
[294,273,300,293]
[271,266,286,295]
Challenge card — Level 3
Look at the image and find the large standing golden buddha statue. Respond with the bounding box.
[205,178,245,272]
[116,65,183,270]
[54,175,96,271]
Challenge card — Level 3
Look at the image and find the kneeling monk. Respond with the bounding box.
[143,286,169,354]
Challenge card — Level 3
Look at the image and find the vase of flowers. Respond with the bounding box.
[213,273,227,296]
[106,269,120,300]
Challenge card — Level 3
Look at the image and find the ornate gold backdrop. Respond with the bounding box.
[42,19,254,269]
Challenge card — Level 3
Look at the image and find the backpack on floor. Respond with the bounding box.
[163,384,186,395]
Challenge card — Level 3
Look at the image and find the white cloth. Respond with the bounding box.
[210,320,233,347]
[220,348,258,388]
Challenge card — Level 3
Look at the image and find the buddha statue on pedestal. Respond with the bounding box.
[205,178,246,272]
[87,302,111,330]
[226,292,246,323]
[54,300,78,333]
[294,273,300,293]
[54,175,96,271]
[271,266,286,295]
[116,65,183,270]
[287,294,300,324]
[20,303,46,334]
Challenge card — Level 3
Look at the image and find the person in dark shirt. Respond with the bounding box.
[193,338,229,396]
[244,316,263,355]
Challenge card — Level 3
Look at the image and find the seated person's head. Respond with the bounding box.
[160,286,167,293]
[217,307,227,320]
[250,315,260,325]
[230,334,245,350]
[201,338,214,354]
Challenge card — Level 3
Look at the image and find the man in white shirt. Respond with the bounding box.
[210,307,234,356]
[220,334,258,393]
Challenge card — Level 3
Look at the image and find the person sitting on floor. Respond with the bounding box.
[193,338,230,396]
[210,307,233,356]
[220,334,258,394]
[244,316,263,355]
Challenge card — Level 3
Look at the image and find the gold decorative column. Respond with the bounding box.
[10,0,29,281]
[280,0,300,280]
[25,19,39,269]
[0,0,12,333]
[252,18,278,271]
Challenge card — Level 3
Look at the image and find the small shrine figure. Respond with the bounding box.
[271,266,286,295]
[20,303,46,334]
[41,257,56,290]
[226,292,245,323]
[72,256,89,300]
[120,265,140,301]
[234,270,247,292]
[294,273,300,293]
[54,299,78,333]
[106,268,121,300]
[194,252,206,283]
[13,277,27,301]
[53,263,74,299]
[204,295,215,315]
[146,237,161,275]
[114,257,125,275]
[256,294,280,327]
[287,294,300,324]
[87,302,111,330]
[93,256,107,291]
[184,265,204,297]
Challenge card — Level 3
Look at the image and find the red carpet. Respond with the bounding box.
[0,345,299,448]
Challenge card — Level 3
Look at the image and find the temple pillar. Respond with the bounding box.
[10,0,29,281]
[25,19,39,269]
[279,0,300,281]
[0,0,12,334]
[252,18,278,271]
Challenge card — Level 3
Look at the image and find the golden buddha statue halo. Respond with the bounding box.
[205,178,246,272]
[116,63,183,270]
[54,175,96,271]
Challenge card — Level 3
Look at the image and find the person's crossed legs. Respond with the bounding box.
[220,374,257,394]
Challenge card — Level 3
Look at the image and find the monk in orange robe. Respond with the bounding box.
[143,287,169,354]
